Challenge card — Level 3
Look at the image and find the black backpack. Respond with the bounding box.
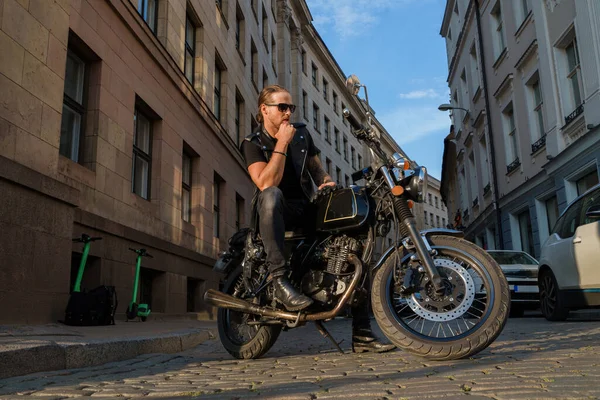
[63,285,118,326]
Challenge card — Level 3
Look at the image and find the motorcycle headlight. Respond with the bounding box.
[404,166,427,202]
[391,153,409,170]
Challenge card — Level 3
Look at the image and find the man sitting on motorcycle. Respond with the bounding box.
[241,84,395,353]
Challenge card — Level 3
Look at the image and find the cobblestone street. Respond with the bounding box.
[2,314,600,399]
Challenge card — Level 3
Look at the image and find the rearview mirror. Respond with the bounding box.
[345,74,361,96]
[585,204,600,220]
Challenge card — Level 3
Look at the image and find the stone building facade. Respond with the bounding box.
[0,0,375,323]
[440,0,600,255]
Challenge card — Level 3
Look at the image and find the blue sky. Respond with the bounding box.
[306,0,450,180]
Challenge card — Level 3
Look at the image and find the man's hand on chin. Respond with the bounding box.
[318,181,337,190]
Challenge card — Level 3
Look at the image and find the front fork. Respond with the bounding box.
[394,197,444,293]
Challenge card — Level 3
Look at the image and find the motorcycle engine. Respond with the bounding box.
[301,235,362,305]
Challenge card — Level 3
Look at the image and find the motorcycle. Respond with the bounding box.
[204,75,509,361]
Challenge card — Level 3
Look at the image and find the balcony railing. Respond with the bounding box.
[483,183,491,196]
[506,157,520,174]
[564,104,584,126]
[531,134,547,154]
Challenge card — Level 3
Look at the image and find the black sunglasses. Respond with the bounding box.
[264,103,297,113]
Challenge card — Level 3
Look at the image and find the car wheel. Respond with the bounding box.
[539,270,569,321]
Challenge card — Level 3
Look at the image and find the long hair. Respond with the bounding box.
[257,85,288,123]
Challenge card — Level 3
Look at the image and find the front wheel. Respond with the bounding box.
[372,235,509,360]
[217,266,282,359]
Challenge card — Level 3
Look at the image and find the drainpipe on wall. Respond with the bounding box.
[474,0,504,249]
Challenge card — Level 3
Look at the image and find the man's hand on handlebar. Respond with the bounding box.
[318,181,337,190]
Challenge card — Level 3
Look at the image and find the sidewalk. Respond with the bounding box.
[0,316,217,379]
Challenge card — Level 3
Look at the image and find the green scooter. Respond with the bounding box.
[126,247,152,322]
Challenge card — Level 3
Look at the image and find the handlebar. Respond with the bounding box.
[129,247,153,257]
[72,234,102,243]
[342,108,364,131]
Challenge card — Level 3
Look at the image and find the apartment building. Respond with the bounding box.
[0,0,376,323]
[421,176,448,231]
[440,0,600,255]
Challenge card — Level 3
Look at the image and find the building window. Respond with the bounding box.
[479,136,490,189]
[545,196,559,233]
[262,2,268,47]
[336,167,341,185]
[469,44,480,92]
[428,193,432,205]
[436,215,440,228]
[351,146,355,168]
[424,211,428,225]
[430,213,434,226]
[576,170,599,196]
[343,135,348,161]
[235,193,245,230]
[334,128,340,153]
[137,0,157,33]
[333,91,338,114]
[325,158,332,175]
[518,209,534,255]
[322,78,328,101]
[468,151,478,203]
[345,175,350,187]
[313,103,319,132]
[235,89,245,146]
[235,4,245,55]
[324,117,330,142]
[182,150,192,222]
[311,63,318,87]
[490,1,505,60]
[250,40,258,89]
[59,48,86,163]
[184,14,196,85]
[132,106,153,200]
[503,104,519,168]
[515,0,529,27]
[301,49,306,74]
[341,102,347,125]
[435,196,439,208]
[528,76,545,144]
[566,37,583,110]
[358,154,362,169]
[302,91,308,120]
[442,218,446,228]
[213,173,224,238]
[271,33,276,73]
[214,54,226,121]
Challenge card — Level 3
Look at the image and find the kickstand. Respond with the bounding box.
[314,321,344,354]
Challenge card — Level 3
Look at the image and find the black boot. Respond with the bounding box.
[273,276,313,311]
[352,328,396,353]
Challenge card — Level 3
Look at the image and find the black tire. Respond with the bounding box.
[217,266,282,359]
[509,305,525,318]
[126,304,138,321]
[372,235,510,360]
[539,269,569,321]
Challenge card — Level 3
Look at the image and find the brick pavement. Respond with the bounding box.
[1,314,600,399]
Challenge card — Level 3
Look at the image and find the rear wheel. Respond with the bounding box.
[372,235,509,360]
[539,269,569,321]
[217,266,282,359]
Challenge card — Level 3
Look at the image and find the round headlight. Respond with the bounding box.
[404,166,427,202]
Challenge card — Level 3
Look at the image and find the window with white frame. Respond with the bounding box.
[503,104,519,168]
[490,1,505,60]
[469,44,480,93]
[514,0,530,28]
[527,75,545,143]
[565,37,583,111]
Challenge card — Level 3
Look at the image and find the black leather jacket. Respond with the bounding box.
[244,122,317,201]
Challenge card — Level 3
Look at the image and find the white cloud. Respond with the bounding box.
[377,106,450,146]
[399,89,443,99]
[307,0,413,38]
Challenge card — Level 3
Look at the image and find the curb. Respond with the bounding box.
[0,329,215,379]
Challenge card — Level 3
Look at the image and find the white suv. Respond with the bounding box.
[538,184,600,321]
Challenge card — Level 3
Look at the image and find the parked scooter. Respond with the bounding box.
[63,234,117,326]
[126,248,152,322]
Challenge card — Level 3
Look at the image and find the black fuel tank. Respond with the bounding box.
[314,186,371,233]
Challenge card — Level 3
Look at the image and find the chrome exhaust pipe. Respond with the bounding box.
[204,254,363,322]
